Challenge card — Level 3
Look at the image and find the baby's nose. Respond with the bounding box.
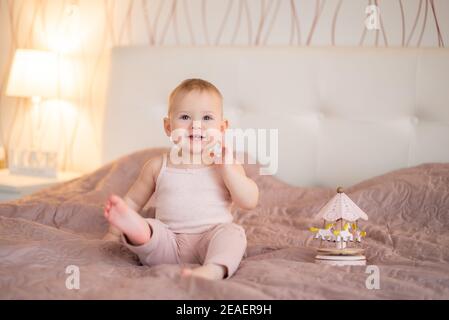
[192,120,202,129]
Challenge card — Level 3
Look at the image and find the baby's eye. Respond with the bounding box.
[203,115,214,121]
[179,114,190,120]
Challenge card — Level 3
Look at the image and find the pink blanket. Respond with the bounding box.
[1,148,448,299]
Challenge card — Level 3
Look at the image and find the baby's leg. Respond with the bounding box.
[182,223,247,280]
[181,263,227,280]
[104,194,151,245]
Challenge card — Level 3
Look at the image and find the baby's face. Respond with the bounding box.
[164,90,227,154]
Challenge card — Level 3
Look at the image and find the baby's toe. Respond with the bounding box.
[181,268,193,277]
[109,194,122,205]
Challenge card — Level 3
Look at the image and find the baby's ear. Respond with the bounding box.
[221,119,229,131]
[163,117,171,136]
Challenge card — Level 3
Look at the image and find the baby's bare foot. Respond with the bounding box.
[103,194,151,245]
[181,264,227,280]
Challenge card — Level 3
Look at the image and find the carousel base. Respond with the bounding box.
[315,254,366,266]
[315,248,366,266]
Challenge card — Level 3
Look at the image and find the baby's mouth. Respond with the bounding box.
[188,134,206,142]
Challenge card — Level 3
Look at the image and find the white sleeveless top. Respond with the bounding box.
[153,153,233,233]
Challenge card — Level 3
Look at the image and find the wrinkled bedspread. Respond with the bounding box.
[1,148,448,299]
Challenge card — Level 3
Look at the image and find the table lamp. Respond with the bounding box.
[5,49,60,177]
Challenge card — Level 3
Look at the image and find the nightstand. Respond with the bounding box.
[0,169,82,202]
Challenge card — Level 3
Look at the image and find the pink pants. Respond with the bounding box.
[121,218,247,278]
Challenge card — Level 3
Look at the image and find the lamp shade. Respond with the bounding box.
[6,49,58,98]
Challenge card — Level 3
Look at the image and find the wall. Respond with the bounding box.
[0,0,447,173]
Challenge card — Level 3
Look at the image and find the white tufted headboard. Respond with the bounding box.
[103,46,449,187]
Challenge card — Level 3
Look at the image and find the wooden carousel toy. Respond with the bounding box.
[309,187,368,266]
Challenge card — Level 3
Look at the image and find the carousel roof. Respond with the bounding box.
[316,188,368,222]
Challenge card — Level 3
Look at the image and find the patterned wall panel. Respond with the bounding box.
[0,0,447,172]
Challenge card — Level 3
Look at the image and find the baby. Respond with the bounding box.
[103,79,259,280]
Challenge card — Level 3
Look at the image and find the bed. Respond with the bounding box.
[1,47,449,299]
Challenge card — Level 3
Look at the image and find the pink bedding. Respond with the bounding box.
[1,148,448,299]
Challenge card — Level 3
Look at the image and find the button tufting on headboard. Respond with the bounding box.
[411,116,420,125]
[316,112,325,121]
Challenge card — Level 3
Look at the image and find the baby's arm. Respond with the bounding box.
[220,163,259,210]
[124,159,158,212]
[104,158,159,238]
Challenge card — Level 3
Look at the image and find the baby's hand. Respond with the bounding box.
[206,141,235,167]
[211,141,222,159]
[202,139,220,164]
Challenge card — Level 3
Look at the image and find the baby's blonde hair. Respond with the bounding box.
[168,78,223,115]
